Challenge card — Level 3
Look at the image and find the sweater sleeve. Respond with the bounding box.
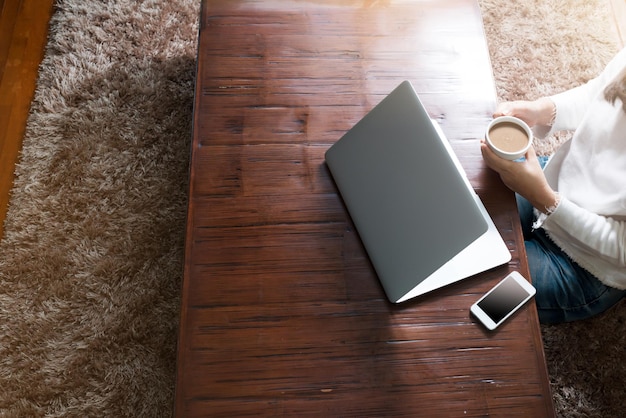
[548,47,626,133]
[534,197,626,288]
[550,83,599,131]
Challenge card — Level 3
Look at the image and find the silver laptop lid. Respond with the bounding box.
[325,81,489,302]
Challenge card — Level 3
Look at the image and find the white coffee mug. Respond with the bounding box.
[485,116,533,160]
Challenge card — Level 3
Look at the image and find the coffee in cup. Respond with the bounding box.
[485,116,533,160]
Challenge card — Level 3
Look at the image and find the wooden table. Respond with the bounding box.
[175,1,555,416]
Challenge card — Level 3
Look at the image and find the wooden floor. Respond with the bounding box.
[0,0,54,238]
[612,0,626,46]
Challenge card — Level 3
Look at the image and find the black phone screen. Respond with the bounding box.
[477,275,531,324]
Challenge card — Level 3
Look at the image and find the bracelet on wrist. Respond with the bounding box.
[546,98,557,127]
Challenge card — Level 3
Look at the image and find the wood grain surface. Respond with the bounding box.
[0,0,54,238]
[176,0,555,416]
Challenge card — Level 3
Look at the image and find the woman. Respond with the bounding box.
[480,47,626,324]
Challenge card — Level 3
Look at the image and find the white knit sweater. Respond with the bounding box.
[533,47,626,289]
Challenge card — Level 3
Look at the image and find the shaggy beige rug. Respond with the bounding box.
[0,0,199,416]
[0,0,622,416]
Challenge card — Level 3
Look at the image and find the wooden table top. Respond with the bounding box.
[175,0,555,416]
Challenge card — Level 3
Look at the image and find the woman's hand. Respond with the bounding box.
[480,139,558,214]
[494,98,555,128]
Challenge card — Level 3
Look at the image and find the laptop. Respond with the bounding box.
[325,80,511,303]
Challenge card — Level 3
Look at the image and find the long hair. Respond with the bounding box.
[604,67,626,111]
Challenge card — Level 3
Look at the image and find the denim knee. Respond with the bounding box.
[525,238,626,323]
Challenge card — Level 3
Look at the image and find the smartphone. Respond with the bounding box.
[470,271,536,330]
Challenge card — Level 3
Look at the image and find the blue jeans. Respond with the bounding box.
[518,156,626,323]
